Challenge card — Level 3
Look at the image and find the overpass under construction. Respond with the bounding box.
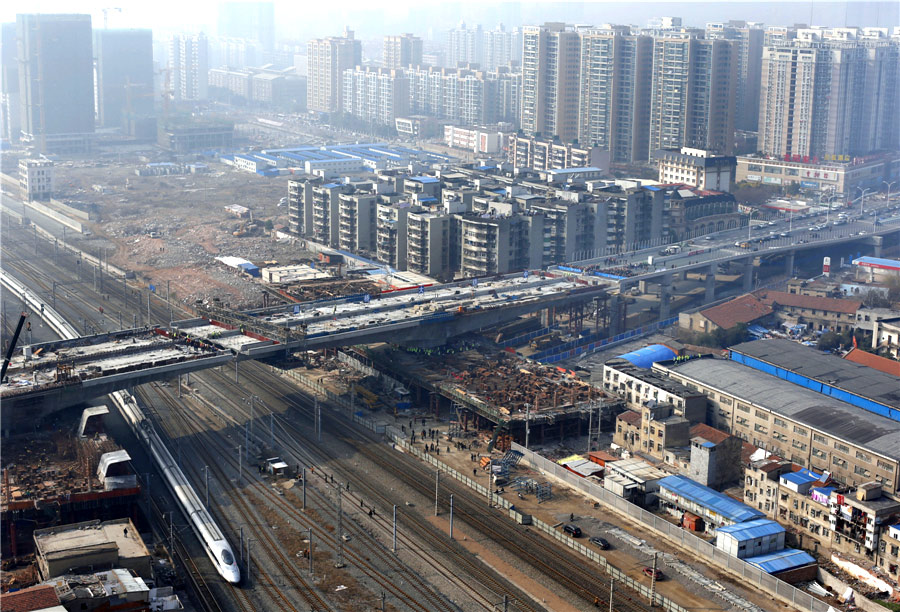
[1,272,607,428]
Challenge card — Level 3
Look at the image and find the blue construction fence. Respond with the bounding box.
[556,265,627,281]
[496,324,561,348]
[535,317,679,364]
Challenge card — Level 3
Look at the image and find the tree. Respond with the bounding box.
[264,219,274,231]
[817,331,841,351]
[862,289,890,308]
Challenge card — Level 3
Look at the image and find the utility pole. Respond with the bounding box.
[204,465,209,508]
[449,495,454,540]
[147,290,151,325]
[238,445,242,484]
[487,459,492,507]
[270,413,274,448]
[609,576,614,612]
[166,279,171,324]
[308,527,313,574]
[587,401,593,453]
[525,403,530,450]
[392,505,397,553]
[301,467,306,509]
[649,552,658,607]
[239,526,243,560]
[316,398,322,442]
[334,483,345,568]
[246,539,252,587]
[434,470,439,516]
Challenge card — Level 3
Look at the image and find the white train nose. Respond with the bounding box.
[223,565,241,584]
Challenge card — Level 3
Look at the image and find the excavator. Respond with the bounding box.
[1,312,29,381]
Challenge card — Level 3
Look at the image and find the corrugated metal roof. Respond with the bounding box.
[745,548,817,574]
[617,344,677,369]
[659,475,764,523]
[781,469,822,486]
[717,518,784,541]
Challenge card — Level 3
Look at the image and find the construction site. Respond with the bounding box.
[300,342,625,450]
[1,406,141,564]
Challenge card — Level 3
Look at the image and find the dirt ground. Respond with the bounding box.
[56,158,307,309]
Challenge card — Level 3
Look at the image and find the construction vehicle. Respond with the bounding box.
[354,384,379,410]
[1,312,28,381]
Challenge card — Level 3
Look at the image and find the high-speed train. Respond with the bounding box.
[113,390,241,583]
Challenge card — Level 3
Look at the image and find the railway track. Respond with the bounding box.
[231,363,653,612]
[193,367,542,612]
[138,384,329,612]
[147,378,461,612]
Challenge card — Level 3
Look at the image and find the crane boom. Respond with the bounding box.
[1,312,29,381]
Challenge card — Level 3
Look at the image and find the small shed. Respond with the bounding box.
[266,457,288,476]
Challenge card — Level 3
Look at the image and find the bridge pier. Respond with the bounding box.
[609,294,623,337]
[743,259,755,293]
[705,263,717,303]
[867,235,883,258]
[659,274,672,321]
[784,250,795,278]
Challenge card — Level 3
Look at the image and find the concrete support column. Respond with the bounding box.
[743,259,755,292]
[704,263,717,303]
[659,274,672,321]
[638,280,650,293]
[869,235,883,258]
[609,294,622,337]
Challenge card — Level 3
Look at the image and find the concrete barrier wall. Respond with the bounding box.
[50,198,93,221]
[23,200,84,232]
[817,568,885,612]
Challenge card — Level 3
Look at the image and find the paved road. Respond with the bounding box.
[570,194,900,279]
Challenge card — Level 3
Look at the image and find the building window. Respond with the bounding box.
[856,451,871,463]
[833,457,848,468]
[834,442,850,454]
[813,433,827,444]
[737,403,750,413]
[754,424,768,434]
[877,460,895,472]
[793,426,807,436]
[736,416,749,426]
[812,448,827,459]
[755,410,769,421]
[774,417,787,428]
[854,465,871,478]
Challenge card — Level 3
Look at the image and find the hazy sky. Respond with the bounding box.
[2,0,897,41]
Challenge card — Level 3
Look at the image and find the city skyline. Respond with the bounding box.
[1,1,897,41]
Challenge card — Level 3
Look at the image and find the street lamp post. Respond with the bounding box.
[857,187,872,218]
[884,181,896,208]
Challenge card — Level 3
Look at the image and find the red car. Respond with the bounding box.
[643,567,664,580]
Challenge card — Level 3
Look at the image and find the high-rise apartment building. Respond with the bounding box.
[307,29,361,113]
[706,21,764,132]
[521,23,581,143]
[406,66,521,126]
[217,2,275,51]
[95,29,154,131]
[759,30,899,158]
[342,67,410,126]
[170,33,209,101]
[577,28,653,163]
[446,23,483,67]
[482,24,521,70]
[649,34,736,154]
[383,34,422,69]
[1,22,21,143]
[16,14,95,154]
